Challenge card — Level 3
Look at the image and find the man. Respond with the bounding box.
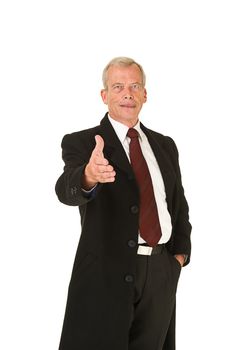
[55,57,191,350]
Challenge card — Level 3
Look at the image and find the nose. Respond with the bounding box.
[124,94,133,100]
[123,87,134,100]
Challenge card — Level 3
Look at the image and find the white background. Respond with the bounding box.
[1,0,232,349]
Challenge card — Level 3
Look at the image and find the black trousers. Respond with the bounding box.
[128,247,181,350]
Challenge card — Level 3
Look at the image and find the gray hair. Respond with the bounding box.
[102,56,146,89]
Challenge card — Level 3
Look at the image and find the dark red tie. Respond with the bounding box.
[127,128,162,247]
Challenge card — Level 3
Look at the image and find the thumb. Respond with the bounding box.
[94,135,105,155]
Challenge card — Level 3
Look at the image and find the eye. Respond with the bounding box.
[112,84,124,92]
[131,83,141,90]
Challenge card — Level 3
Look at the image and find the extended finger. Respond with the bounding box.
[99,177,115,183]
[95,164,114,173]
[94,135,105,155]
[97,171,116,183]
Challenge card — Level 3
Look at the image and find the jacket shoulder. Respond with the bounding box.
[61,124,102,152]
[62,124,100,143]
[142,125,177,151]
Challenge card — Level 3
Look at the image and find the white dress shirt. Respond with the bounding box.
[108,115,172,244]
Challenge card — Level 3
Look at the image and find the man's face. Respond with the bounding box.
[101,64,147,127]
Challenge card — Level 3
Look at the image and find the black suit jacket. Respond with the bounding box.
[55,114,192,350]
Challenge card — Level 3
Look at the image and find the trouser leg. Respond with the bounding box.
[128,248,181,350]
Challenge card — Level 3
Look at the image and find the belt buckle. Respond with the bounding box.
[137,245,153,255]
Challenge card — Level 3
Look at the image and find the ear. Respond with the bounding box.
[101,89,108,105]
[143,88,147,103]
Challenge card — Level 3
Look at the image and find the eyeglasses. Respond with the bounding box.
[110,83,143,93]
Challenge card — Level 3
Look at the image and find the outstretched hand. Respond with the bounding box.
[82,135,116,190]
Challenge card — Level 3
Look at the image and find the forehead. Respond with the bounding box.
[107,64,142,84]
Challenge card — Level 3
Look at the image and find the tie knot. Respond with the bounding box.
[127,128,139,139]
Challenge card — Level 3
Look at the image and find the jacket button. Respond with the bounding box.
[128,240,136,248]
[70,187,78,195]
[125,274,134,283]
[131,205,139,214]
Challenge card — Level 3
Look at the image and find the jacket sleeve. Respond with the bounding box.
[166,137,192,266]
[55,133,102,206]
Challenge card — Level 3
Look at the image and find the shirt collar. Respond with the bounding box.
[107,114,143,142]
[132,121,144,141]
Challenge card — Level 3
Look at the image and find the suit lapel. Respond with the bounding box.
[140,123,176,212]
[99,115,134,179]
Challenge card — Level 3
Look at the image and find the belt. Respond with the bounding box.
[137,244,164,256]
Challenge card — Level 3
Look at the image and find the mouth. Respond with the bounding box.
[119,104,136,108]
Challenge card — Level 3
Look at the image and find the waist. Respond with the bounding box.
[137,243,165,256]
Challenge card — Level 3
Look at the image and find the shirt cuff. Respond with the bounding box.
[81,184,98,197]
